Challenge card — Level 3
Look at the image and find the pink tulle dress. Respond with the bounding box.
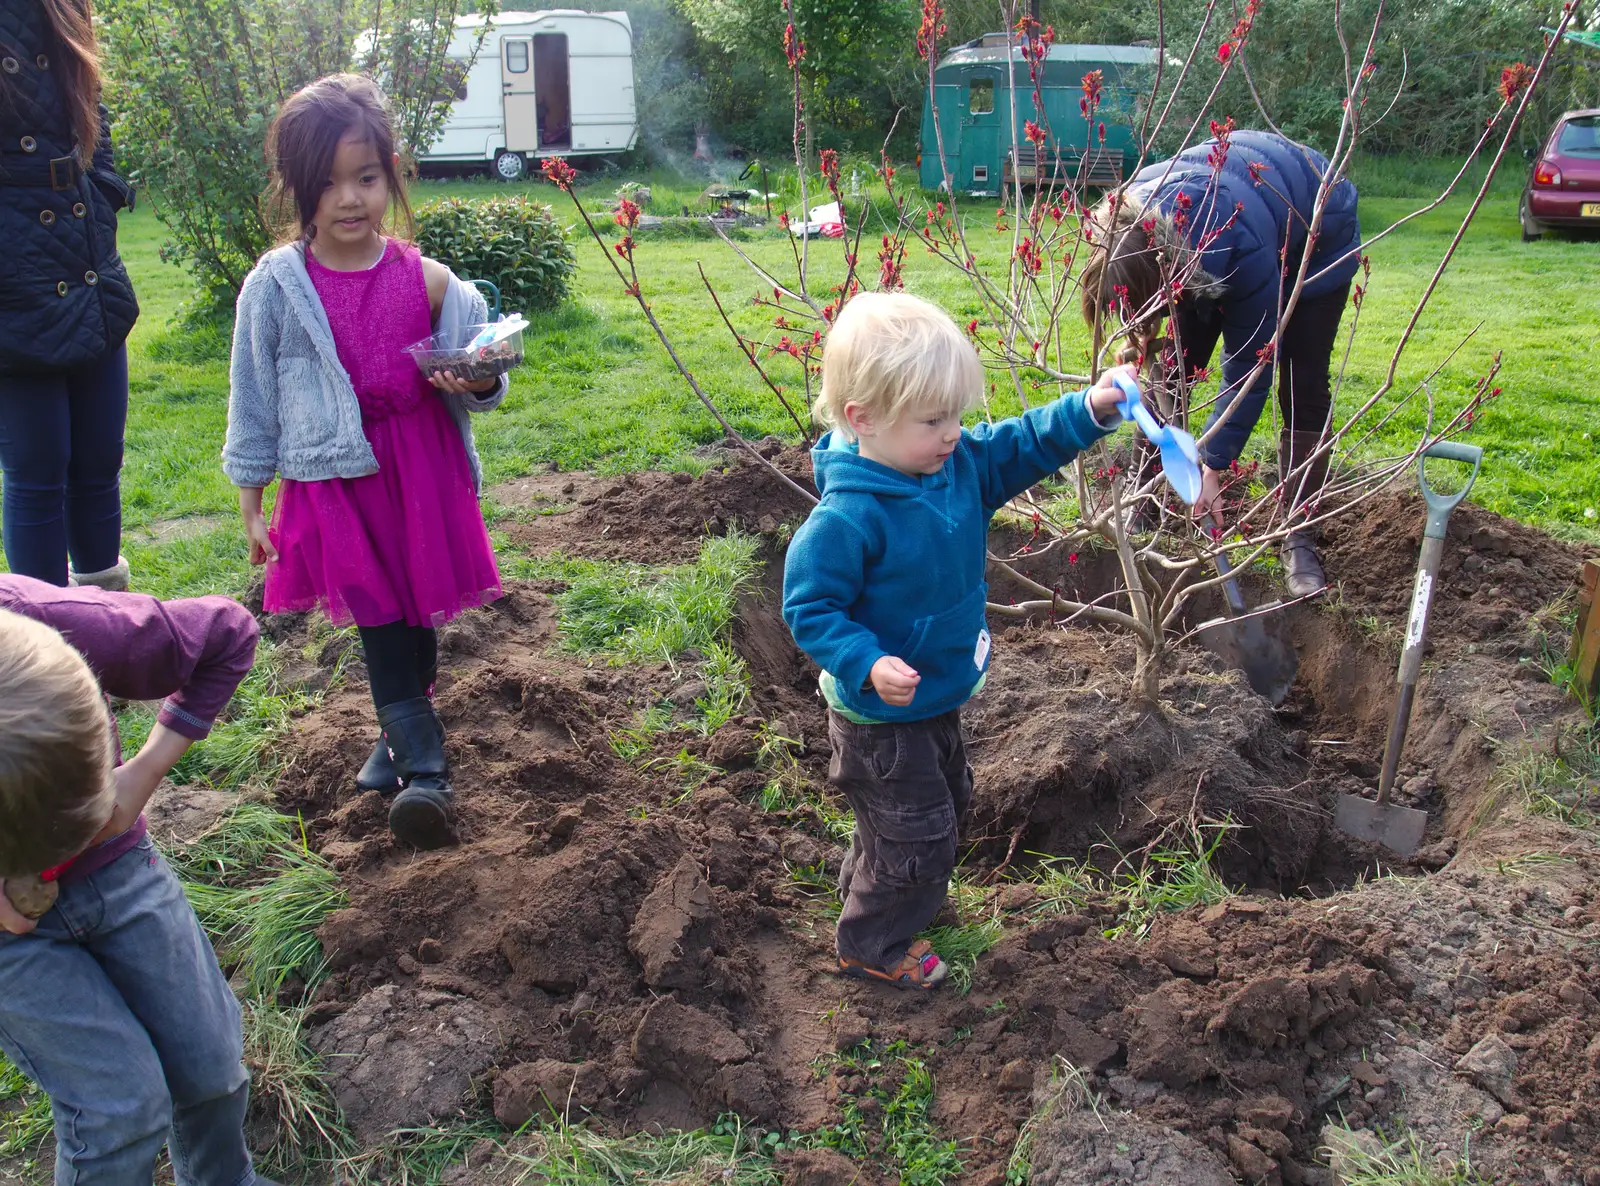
[263,239,501,627]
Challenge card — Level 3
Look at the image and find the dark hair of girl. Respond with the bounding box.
[0,0,102,156]
[264,73,414,245]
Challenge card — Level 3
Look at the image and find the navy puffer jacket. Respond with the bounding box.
[1126,131,1360,466]
[0,0,138,376]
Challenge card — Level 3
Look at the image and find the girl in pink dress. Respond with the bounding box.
[223,74,504,850]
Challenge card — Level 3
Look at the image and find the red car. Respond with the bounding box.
[1520,108,1600,240]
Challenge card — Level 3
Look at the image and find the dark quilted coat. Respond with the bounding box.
[0,0,138,375]
[1127,131,1360,465]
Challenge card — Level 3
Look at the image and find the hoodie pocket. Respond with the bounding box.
[899,582,990,681]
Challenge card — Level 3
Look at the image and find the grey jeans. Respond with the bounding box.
[829,708,973,968]
[0,835,259,1186]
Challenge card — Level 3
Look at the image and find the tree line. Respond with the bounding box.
[630,0,1597,161]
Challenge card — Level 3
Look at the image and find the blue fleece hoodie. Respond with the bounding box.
[782,390,1114,723]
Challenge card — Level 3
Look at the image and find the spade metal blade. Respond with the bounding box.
[1195,613,1299,706]
[1333,791,1429,857]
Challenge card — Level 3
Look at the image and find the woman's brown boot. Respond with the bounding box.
[1279,429,1331,597]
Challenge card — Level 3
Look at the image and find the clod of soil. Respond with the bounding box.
[307,983,499,1144]
[1029,1091,1236,1185]
[261,449,1598,1183]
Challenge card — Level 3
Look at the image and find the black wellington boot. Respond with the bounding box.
[356,737,400,794]
[1279,428,1332,598]
[358,661,437,794]
[377,697,457,850]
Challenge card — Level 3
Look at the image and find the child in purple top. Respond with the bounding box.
[0,574,274,1186]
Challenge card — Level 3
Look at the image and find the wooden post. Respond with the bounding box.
[1572,559,1600,702]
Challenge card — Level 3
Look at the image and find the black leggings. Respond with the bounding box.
[358,623,438,710]
[1175,281,1350,439]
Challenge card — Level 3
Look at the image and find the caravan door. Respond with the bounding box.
[533,34,572,149]
[501,36,538,152]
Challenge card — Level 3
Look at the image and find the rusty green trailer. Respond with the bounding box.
[918,36,1158,195]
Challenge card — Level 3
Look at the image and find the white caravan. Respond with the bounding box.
[423,10,638,180]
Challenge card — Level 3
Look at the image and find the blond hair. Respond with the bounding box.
[814,292,982,441]
[0,608,115,877]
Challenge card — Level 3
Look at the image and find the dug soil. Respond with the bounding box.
[265,447,1599,1185]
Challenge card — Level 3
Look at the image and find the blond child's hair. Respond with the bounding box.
[0,608,115,878]
[814,292,983,441]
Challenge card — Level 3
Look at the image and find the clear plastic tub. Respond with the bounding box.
[406,317,528,383]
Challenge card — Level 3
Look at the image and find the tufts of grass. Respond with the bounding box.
[609,702,674,762]
[1322,1123,1488,1186]
[174,803,347,999]
[1006,1058,1104,1185]
[1494,721,1600,830]
[920,916,1003,995]
[641,747,724,800]
[786,859,842,915]
[815,1041,963,1184]
[754,722,855,842]
[1110,821,1236,938]
[241,998,346,1177]
[1025,818,1238,939]
[0,1057,53,1159]
[694,640,751,733]
[538,533,759,665]
[334,1115,507,1186]
[500,1112,791,1185]
[1029,852,1102,916]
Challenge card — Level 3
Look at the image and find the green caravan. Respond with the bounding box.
[918,34,1158,195]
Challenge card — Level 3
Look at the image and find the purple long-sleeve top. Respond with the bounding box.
[0,574,259,880]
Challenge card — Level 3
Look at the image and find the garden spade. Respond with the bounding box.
[1334,440,1483,856]
[1194,553,1299,706]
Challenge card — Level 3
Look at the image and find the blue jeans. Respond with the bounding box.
[0,836,260,1186]
[0,345,129,585]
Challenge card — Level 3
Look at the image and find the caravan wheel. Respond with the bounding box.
[493,150,527,182]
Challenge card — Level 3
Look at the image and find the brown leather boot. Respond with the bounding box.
[1278,429,1331,597]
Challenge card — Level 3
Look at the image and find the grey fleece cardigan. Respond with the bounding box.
[223,243,507,490]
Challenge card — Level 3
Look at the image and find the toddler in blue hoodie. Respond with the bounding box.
[782,292,1131,989]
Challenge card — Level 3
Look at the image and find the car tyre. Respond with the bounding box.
[493,150,527,182]
[1519,192,1544,242]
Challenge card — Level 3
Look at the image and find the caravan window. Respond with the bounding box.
[505,39,529,73]
[969,78,994,114]
[440,58,469,101]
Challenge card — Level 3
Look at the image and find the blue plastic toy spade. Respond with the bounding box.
[1110,373,1203,506]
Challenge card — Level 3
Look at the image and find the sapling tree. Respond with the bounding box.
[541,0,1580,703]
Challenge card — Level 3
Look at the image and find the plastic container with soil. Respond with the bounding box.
[406,316,528,383]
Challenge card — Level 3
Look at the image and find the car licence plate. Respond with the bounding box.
[1583,202,1600,218]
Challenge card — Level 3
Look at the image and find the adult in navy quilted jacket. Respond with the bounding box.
[0,0,138,588]
[1081,131,1361,598]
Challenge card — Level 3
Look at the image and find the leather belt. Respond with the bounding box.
[0,149,84,190]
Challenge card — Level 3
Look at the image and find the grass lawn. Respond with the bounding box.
[77,161,1597,607]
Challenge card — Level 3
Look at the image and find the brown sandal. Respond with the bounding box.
[838,939,948,989]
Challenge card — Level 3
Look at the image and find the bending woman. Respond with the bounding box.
[1081,129,1359,596]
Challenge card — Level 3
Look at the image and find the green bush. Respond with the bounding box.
[414,196,578,315]
[101,0,494,309]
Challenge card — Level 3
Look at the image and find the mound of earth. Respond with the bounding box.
[256,447,1598,1185]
